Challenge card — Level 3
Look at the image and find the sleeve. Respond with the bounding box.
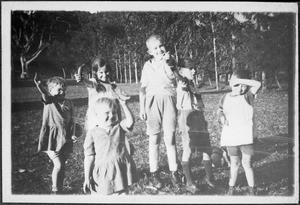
[140,62,149,88]
[41,96,55,105]
[120,120,133,133]
[83,131,95,156]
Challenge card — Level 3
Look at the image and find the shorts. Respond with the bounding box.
[178,110,208,133]
[145,95,177,135]
[179,109,211,154]
[181,131,212,155]
[226,144,254,156]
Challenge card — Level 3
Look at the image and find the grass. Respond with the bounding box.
[9,83,296,200]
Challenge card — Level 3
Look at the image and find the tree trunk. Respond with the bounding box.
[128,52,132,84]
[115,59,119,81]
[119,58,123,83]
[124,53,127,84]
[20,55,29,79]
[231,32,236,71]
[211,21,219,90]
[275,71,282,90]
[134,53,138,84]
[262,70,267,90]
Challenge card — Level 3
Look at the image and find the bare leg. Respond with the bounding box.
[164,131,178,171]
[241,154,254,187]
[149,133,161,172]
[229,156,240,187]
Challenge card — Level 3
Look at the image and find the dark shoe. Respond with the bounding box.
[150,171,163,189]
[248,187,255,195]
[227,186,235,195]
[186,183,199,194]
[170,171,182,187]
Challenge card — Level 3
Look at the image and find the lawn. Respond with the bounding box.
[9,83,296,200]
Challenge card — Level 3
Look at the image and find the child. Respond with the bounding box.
[83,97,136,195]
[176,57,215,193]
[139,34,181,189]
[217,69,261,195]
[75,56,129,131]
[34,73,77,194]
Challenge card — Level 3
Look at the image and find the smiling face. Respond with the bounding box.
[48,83,66,98]
[96,65,109,82]
[180,68,196,80]
[147,37,166,61]
[94,100,119,129]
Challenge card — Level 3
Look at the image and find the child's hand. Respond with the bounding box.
[83,178,96,193]
[178,81,188,91]
[139,110,147,121]
[220,115,229,126]
[74,74,82,82]
[34,72,41,85]
[163,51,171,61]
[71,135,78,143]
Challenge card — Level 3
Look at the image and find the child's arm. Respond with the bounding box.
[34,72,49,102]
[119,99,134,129]
[231,77,262,95]
[83,155,95,193]
[139,87,147,121]
[75,63,95,88]
[217,94,229,126]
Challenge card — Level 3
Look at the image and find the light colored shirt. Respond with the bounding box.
[220,91,254,146]
[140,59,176,96]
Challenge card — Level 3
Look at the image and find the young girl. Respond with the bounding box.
[34,74,77,194]
[75,56,129,131]
[83,97,137,195]
[217,69,261,195]
[176,57,215,193]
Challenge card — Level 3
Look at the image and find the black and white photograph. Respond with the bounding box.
[2,1,298,204]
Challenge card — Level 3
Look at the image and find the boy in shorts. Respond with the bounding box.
[176,57,215,193]
[139,35,181,189]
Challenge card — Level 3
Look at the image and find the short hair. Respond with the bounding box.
[232,69,251,79]
[146,34,164,49]
[47,76,67,90]
[93,97,118,113]
[177,57,195,69]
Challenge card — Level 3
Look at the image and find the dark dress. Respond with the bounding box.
[38,96,74,153]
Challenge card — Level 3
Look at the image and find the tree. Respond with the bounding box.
[11,11,79,79]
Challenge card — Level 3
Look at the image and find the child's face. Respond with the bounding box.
[49,84,66,97]
[147,38,166,60]
[180,68,195,80]
[95,103,118,129]
[230,75,248,96]
[97,65,109,82]
[231,83,248,96]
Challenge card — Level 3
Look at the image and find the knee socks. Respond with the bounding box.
[182,161,193,186]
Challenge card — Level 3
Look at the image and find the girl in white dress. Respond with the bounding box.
[217,69,261,195]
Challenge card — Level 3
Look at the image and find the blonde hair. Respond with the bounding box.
[47,76,67,91]
[146,34,164,50]
[93,97,118,114]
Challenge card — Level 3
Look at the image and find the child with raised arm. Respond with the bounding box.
[75,56,129,131]
[83,97,136,195]
[139,34,181,189]
[176,57,215,193]
[217,69,261,195]
[34,74,77,194]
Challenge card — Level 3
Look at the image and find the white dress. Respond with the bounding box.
[220,92,254,146]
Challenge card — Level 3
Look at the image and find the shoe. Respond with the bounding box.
[227,186,235,195]
[186,183,199,194]
[205,178,215,188]
[248,187,255,195]
[170,171,182,187]
[150,171,163,189]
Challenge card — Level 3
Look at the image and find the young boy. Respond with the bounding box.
[176,57,215,193]
[139,35,181,189]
